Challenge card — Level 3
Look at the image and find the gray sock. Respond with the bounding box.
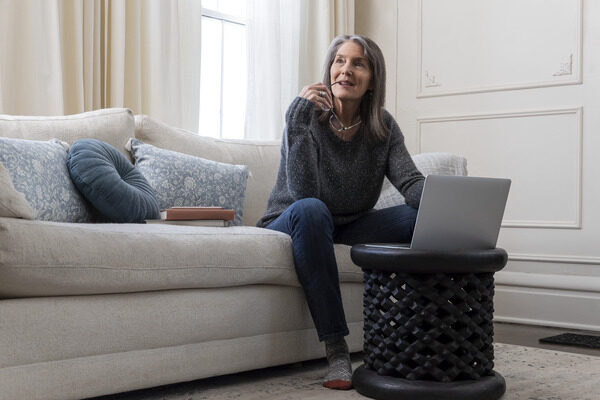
[322,338,352,389]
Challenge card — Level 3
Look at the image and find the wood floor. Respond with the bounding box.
[494,322,600,356]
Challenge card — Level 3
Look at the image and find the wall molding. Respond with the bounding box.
[417,107,583,229]
[496,271,600,292]
[417,0,583,98]
[552,53,574,77]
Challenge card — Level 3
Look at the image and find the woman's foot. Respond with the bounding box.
[322,338,352,390]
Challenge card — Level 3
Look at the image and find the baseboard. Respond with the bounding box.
[494,284,600,332]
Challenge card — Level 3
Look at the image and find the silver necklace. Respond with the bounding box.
[329,111,362,132]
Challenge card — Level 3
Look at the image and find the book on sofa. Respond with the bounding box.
[145,219,229,227]
[160,207,235,221]
[146,207,234,226]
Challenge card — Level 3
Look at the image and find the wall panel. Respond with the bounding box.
[418,0,582,97]
[418,108,582,228]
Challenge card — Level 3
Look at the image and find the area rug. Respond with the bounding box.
[539,333,600,349]
[91,343,600,400]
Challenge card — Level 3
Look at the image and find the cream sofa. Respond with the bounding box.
[0,108,466,400]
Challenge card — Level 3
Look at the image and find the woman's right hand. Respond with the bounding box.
[299,83,333,111]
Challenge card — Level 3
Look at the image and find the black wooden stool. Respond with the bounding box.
[350,244,508,400]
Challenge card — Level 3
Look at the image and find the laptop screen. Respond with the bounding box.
[409,175,511,251]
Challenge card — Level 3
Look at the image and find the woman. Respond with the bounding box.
[256,35,424,390]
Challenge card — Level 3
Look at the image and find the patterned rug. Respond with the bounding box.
[539,333,600,349]
[91,343,600,400]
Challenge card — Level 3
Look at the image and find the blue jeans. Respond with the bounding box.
[265,198,418,342]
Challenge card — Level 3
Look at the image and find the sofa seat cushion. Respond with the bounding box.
[0,217,363,298]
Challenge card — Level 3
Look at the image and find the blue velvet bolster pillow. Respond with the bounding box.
[67,139,160,223]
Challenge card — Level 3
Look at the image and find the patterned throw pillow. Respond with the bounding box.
[375,152,468,210]
[127,138,249,226]
[0,137,94,222]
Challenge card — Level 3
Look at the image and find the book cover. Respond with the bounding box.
[160,207,235,221]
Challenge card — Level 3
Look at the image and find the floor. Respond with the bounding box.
[493,322,600,357]
[89,322,600,400]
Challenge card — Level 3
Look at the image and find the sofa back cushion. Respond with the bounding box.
[0,108,134,160]
[135,115,280,226]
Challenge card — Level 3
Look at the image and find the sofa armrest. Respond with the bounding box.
[374,152,468,210]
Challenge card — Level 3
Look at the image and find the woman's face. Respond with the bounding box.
[330,41,373,103]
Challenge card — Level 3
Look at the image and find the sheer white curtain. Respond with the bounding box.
[0,0,202,132]
[245,0,354,140]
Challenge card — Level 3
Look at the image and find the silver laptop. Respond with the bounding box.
[367,175,511,251]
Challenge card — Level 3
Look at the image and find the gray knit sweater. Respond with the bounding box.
[256,97,424,227]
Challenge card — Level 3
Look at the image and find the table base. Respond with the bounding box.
[352,364,506,400]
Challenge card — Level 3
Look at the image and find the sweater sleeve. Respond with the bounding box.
[386,114,425,208]
[283,97,320,200]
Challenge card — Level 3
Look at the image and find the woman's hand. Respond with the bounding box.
[300,83,333,111]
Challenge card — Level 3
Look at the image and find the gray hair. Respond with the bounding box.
[319,34,387,142]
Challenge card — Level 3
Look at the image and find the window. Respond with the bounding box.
[199,0,247,139]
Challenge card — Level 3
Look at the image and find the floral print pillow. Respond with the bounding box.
[0,137,94,222]
[127,139,249,226]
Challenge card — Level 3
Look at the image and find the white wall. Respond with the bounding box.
[356,0,600,331]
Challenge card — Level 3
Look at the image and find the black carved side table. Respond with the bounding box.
[350,244,508,400]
